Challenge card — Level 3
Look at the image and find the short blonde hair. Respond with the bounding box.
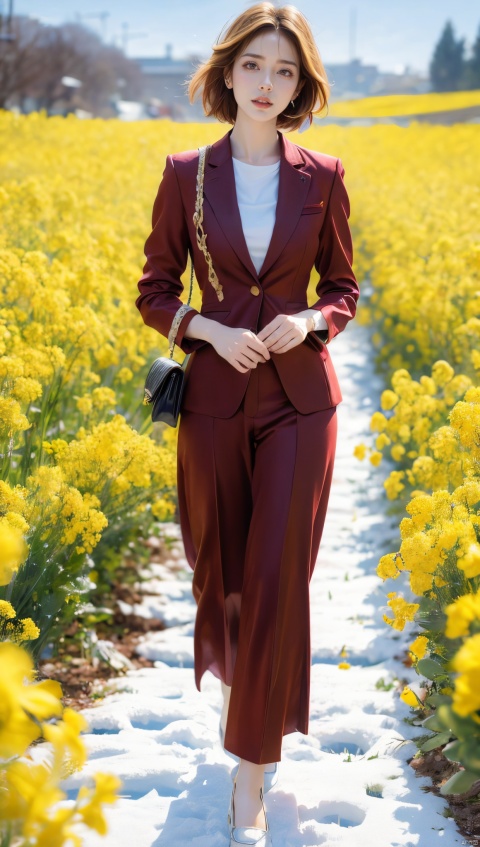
[187,2,330,131]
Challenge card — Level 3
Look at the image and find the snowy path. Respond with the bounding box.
[63,322,463,846]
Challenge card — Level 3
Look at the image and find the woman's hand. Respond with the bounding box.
[257,314,311,354]
[208,325,271,373]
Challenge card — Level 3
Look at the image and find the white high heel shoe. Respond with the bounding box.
[227,777,272,846]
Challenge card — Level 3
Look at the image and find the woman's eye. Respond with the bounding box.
[243,62,292,77]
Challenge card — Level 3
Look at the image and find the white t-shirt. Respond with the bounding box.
[232,156,280,275]
[232,156,325,334]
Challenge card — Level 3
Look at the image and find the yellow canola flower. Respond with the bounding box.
[0,598,16,618]
[353,442,368,460]
[445,592,480,639]
[1,757,119,847]
[381,389,399,410]
[452,479,480,508]
[400,686,423,707]
[383,592,420,631]
[449,397,480,458]
[408,635,428,662]
[115,366,133,384]
[0,520,28,585]
[0,479,29,515]
[76,395,93,416]
[450,634,480,719]
[391,444,406,462]
[151,497,176,520]
[76,772,123,835]
[377,552,401,580]
[9,375,43,405]
[431,360,455,387]
[18,617,41,641]
[43,707,89,770]
[329,90,480,118]
[0,641,63,759]
[0,396,31,437]
[384,470,405,500]
[25,463,108,555]
[1,758,68,834]
[4,616,41,643]
[456,543,480,579]
[370,411,388,432]
[375,432,391,450]
[28,812,83,847]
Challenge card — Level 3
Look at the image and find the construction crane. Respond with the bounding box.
[120,22,147,55]
[76,11,110,41]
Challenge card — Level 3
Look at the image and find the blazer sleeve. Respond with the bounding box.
[135,154,206,355]
[309,157,359,344]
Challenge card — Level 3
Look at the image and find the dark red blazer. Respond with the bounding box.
[136,127,359,417]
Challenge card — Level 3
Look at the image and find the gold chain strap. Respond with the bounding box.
[193,145,224,302]
[167,300,193,358]
[167,143,223,358]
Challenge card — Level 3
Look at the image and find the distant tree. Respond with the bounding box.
[429,21,465,92]
[0,17,46,109]
[462,23,480,89]
[0,17,143,116]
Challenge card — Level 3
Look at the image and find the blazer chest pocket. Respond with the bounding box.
[300,202,324,215]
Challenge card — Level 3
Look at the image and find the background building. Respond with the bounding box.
[133,48,430,122]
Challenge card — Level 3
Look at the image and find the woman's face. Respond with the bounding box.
[227,29,302,124]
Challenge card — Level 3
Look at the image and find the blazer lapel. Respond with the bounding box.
[258,131,311,279]
[202,127,311,283]
[203,129,257,281]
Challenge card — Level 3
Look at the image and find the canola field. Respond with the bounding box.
[0,111,479,835]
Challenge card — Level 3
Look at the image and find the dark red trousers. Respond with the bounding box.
[177,356,337,764]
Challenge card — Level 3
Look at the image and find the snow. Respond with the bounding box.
[61,322,463,845]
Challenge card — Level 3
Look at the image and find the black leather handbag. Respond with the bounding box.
[143,142,223,426]
[143,318,192,426]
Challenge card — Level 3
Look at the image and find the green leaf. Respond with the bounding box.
[416,658,449,680]
[426,693,452,707]
[442,740,468,763]
[422,715,444,732]
[440,769,480,796]
[420,732,455,753]
[460,745,480,775]
[436,705,480,740]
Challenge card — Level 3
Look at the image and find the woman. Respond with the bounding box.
[136,3,359,843]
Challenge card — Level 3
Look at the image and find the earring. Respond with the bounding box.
[290,99,295,108]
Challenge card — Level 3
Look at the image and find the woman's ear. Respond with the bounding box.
[294,78,306,99]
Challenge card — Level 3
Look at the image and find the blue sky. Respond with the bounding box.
[11,0,480,74]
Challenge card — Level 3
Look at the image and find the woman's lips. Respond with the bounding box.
[252,99,272,109]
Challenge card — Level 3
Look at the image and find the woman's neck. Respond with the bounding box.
[229,120,281,166]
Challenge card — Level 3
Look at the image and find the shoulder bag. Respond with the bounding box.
[142,142,223,426]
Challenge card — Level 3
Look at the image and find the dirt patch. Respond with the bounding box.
[37,563,167,711]
[396,647,480,841]
[411,749,480,842]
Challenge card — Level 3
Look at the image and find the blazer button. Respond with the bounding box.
[250,285,260,296]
